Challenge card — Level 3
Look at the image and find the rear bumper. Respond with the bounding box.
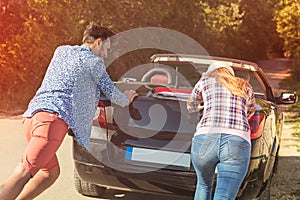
[73,138,196,196]
[72,137,271,199]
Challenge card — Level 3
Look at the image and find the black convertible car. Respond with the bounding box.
[71,54,297,199]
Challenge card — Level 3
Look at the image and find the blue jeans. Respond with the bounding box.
[191,133,251,200]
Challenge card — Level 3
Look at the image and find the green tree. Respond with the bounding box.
[0,0,288,113]
[232,0,282,61]
[0,0,87,111]
[274,0,300,92]
[274,0,300,60]
[0,0,27,44]
[196,0,244,57]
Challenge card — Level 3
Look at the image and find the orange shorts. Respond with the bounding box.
[20,111,68,177]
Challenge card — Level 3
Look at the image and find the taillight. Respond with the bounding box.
[249,114,265,140]
[92,101,107,128]
[98,107,107,128]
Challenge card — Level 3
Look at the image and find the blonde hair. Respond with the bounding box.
[210,68,247,97]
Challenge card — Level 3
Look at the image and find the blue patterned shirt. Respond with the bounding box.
[23,45,129,149]
[187,76,255,143]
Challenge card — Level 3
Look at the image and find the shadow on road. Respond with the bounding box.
[271,156,300,199]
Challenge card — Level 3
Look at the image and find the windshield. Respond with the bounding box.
[119,61,267,99]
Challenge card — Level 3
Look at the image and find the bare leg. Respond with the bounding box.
[0,165,31,200]
[16,167,60,200]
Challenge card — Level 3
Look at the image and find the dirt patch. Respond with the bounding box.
[270,111,300,200]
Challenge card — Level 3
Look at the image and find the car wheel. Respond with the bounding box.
[257,175,272,200]
[273,147,280,174]
[74,169,106,197]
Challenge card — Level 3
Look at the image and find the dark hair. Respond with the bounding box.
[82,22,114,44]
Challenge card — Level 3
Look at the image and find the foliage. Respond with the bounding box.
[0,0,86,111]
[274,0,300,88]
[0,0,28,44]
[286,101,300,151]
[274,0,300,59]
[232,0,283,60]
[0,0,297,112]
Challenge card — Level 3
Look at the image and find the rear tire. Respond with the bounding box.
[257,175,272,200]
[74,169,106,197]
[258,142,280,200]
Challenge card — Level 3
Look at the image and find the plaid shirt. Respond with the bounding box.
[187,76,255,143]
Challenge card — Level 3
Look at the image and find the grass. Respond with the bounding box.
[280,101,300,197]
[284,100,300,152]
[291,189,300,197]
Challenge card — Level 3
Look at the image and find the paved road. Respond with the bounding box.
[0,116,191,200]
[257,58,291,95]
[0,59,291,200]
[0,117,93,200]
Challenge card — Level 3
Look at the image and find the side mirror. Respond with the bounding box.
[278,92,298,104]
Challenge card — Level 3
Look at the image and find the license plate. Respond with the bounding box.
[125,146,191,168]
